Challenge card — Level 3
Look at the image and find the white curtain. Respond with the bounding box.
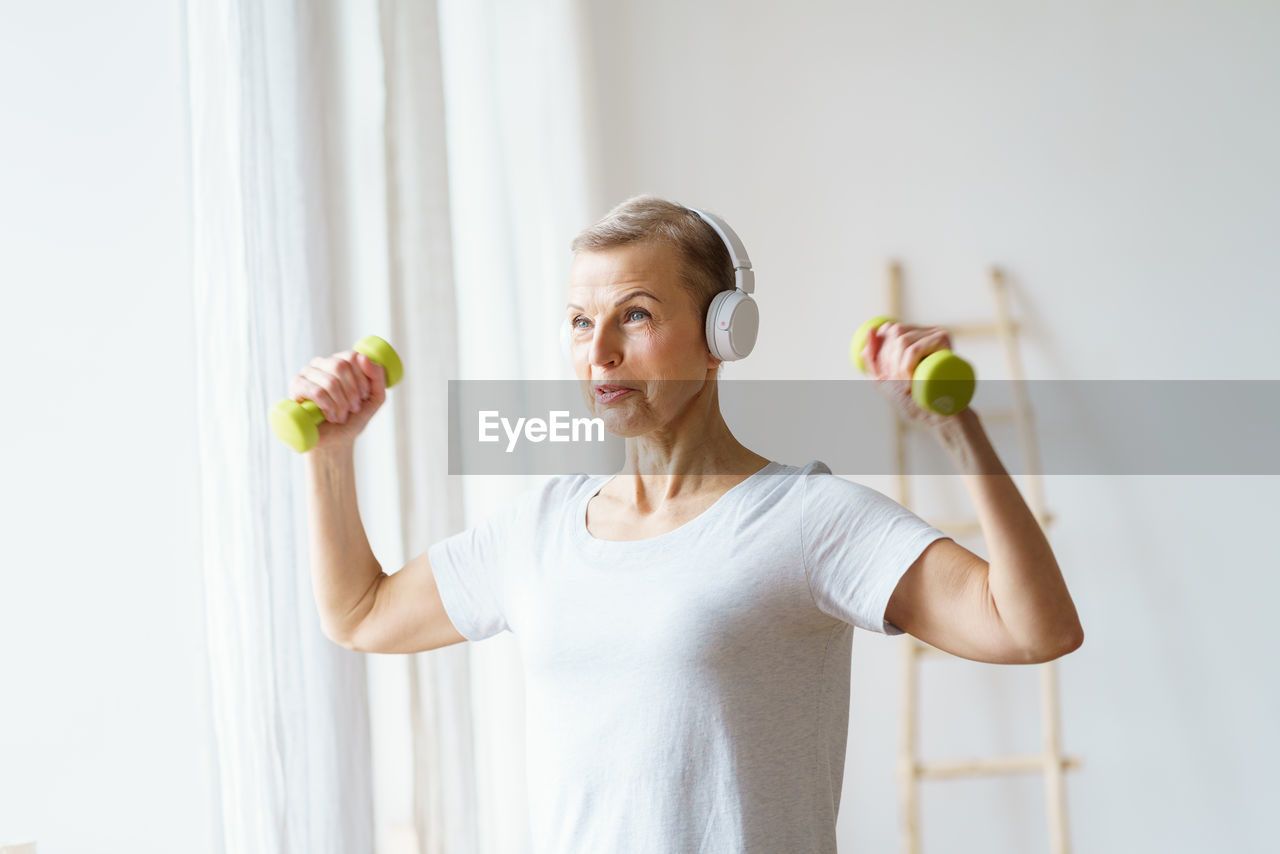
[185,1,376,852]
[186,0,592,851]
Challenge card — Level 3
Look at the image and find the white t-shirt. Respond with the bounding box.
[428,459,950,853]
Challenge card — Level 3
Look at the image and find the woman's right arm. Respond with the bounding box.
[304,445,385,644]
[295,349,466,652]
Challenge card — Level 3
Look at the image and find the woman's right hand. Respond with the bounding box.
[288,349,388,452]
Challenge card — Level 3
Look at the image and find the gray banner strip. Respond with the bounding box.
[445,380,1280,475]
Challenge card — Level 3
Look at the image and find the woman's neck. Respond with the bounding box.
[611,397,770,504]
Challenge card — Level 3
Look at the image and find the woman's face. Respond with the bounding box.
[566,240,719,437]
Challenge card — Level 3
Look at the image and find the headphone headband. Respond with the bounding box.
[685,206,755,295]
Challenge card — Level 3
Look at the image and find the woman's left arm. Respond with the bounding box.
[866,322,1084,664]
[932,407,1083,658]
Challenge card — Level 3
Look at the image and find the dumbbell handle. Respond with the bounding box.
[270,334,404,453]
[849,316,976,416]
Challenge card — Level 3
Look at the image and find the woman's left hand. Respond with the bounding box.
[859,321,960,431]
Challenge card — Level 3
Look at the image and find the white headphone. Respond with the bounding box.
[561,204,759,364]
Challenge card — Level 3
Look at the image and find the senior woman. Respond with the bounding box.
[295,195,1084,853]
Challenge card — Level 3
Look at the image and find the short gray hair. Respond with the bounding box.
[570,194,733,329]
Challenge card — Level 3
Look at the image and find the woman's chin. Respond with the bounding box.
[595,408,653,438]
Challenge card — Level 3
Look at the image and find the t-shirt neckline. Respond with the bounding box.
[574,460,782,548]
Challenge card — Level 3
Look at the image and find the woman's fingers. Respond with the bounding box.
[875,323,952,378]
[345,351,370,399]
[355,352,384,396]
[284,349,392,441]
[901,328,952,374]
[869,322,911,379]
[862,324,885,377]
[317,353,365,412]
[328,352,364,412]
[856,322,957,428]
[298,364,351,423]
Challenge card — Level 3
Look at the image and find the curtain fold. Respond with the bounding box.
[185,1,375,852]
[377,1,479,852]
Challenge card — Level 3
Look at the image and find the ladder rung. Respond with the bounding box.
[946,321,1020,337]
[930,511,1054,536]
[932,518,983,536]
[901,407,1017,429]
[909,754,1082,780]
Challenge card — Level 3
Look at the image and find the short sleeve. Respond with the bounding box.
[428,496,523,642]
[801,464,951,634]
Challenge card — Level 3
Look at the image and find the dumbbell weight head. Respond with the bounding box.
[270,398,327,454]
[849,316,975,416]
[270,334,403,453]
[352,334,403,388]
[849,315,896,373]
[911,347,975,416]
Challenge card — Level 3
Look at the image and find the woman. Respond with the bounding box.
[294,195,1084,853]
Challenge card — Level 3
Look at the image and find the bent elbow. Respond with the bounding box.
[321,621,358,651]
[1025,626,1084,664]
[1063,625,1085,656]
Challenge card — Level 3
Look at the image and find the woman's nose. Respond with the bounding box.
[588,328,620,367]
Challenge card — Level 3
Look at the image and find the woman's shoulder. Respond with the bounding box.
[774,459,855,478]
[793,460,914,521]
[744,459,851,507]
[782,458,849,482]
[796,459,832,476]
[791,459,889,502]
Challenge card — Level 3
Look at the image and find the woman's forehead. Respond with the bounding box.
[567,242,683,301]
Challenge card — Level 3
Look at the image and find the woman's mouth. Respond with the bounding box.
[595,386,635,403]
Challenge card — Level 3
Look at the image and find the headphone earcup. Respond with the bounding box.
[705,289,760,361]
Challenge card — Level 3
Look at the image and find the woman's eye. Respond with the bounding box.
[626,309,650,321]
[571,317,588,329]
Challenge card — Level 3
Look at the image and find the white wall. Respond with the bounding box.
[0,2,215,851]
[578,1,1278,851]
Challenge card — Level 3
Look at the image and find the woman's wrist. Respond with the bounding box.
[930,406,980,447]
[929,407,1004,475]
[307,441,357,466]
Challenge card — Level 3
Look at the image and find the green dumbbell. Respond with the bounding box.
[849,315,975,416]
[270,334,404,453]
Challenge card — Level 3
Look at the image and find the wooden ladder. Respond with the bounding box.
[883,261,1081,854]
